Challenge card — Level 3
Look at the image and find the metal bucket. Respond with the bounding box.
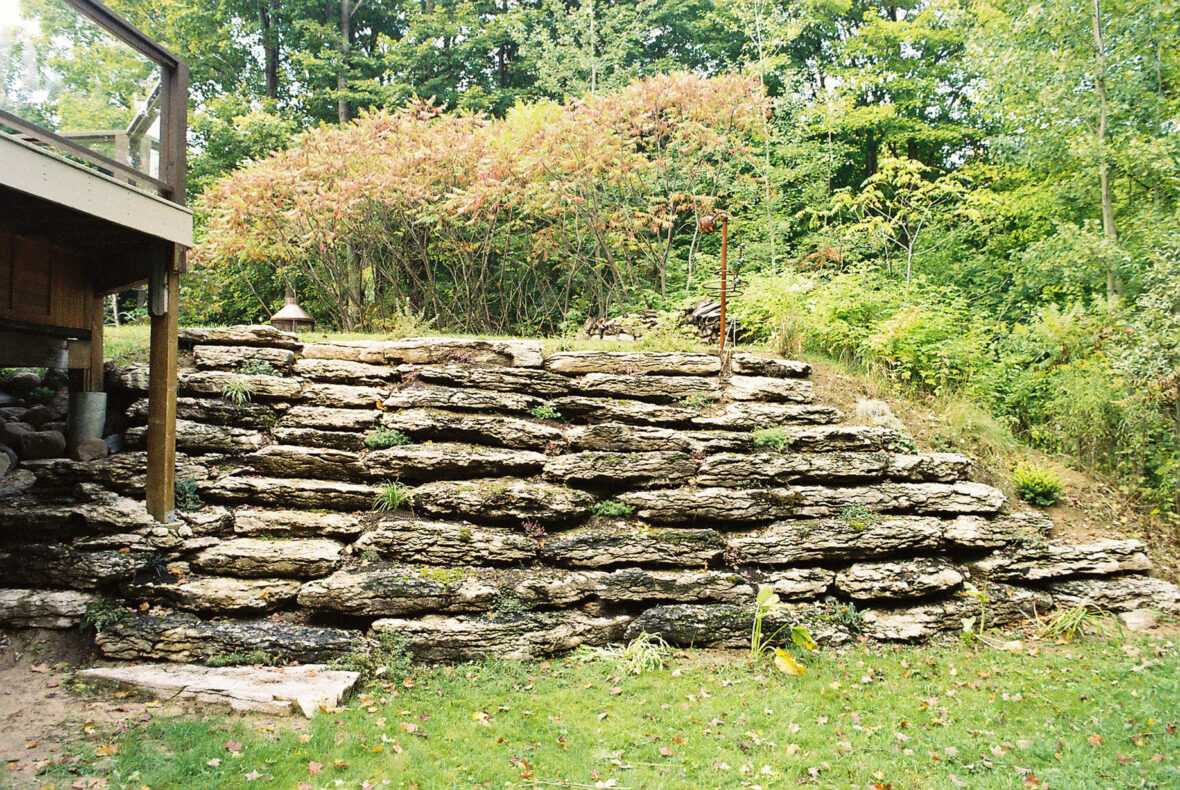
[67,391,108,449]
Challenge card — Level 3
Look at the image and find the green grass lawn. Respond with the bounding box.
[45,637,1180,790]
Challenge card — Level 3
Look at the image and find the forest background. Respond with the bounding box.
[2,0,1179,515]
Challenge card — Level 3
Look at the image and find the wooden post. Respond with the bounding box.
[89,295,104,391]
[145,259,178,521]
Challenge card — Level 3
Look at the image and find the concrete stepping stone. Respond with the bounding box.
[76,663,361,718]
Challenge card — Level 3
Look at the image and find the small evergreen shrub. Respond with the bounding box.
[1012,462,1065,506]
[591,499,635,517]
[752,427,789,452]
[530,403,561,421]
[174,478,202,511]
[364,428,412,449]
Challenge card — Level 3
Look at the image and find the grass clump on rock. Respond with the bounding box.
[591,499,635,518]
[751,426,789,452]
[530,403,562,421]
[364,428,412,449]
[373,481,411,512]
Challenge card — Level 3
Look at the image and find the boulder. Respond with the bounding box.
[178,325,300,350]
[299,383,384,409]
[545,351,720,376]
[594,568,753,604]
[234,509,365,539]
[3,370,42,391]
[271,427,365,452]
[731,353,810,378]
[1041,576,1180,613]
[0,421,31,450]
[620,482,1005,524]
[0,443,15,477]
[181,370,304,400]
[76,663,360,718]
[0,588,95,628]
[278,406,380,431]
[371,610,629,661]
[179,506,234,537]
[861,583,1050,641]
[19,429,66,460]
[0,543,150,589]
[0,468,34,498]
[834,559,965,601]
[972,539,1151,582]
[698,452,972,487]
[624,602,850,648]
[361,444,546,481]
[409,478,593,525]
[192,538,344,578]
[299,341,388,364]
[24,404,54,428]
[689,402,841,430]
[127,576,301,613]
[566,423,748,454]
[1119,610,1158,631]
[127,397,279,429]
[543,451,697,489]
[381,384,541,415]
[95,613,362,663]
[199,476,381,511]
[71,437,109,462]
[379,408,563,451]
[294,358,395,384]
[351,518,537,565]
[396,364,571,397]
[243,445,365,480]
[193,345,296,372]
[539,526,725,568]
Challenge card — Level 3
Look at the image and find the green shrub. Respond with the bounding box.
[373,481,411,512]
[81,598,130,633]
[751,427,789,452]
[591,499,635,517]
[1012,462,1065,506]
[207,650,279,667]
[332,631,412,681]
[838,504,882,531]
[364,428,412,449]
[174,478,202,511]
[530,404,561,421]
[238,359,279,376]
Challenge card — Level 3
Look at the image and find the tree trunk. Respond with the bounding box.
[259,0,279,99]
[338,0,351,124]
[1091,0,1121,300]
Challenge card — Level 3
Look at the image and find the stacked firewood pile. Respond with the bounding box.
[578,310,662,342]
[579,301,734,345]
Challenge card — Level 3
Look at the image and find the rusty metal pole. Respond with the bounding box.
[719,217,728,357]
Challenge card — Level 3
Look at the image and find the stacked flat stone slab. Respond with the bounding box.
[1,325,1176,662]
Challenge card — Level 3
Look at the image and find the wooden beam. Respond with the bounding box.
[145,262,178,521]
[89,295,104,391]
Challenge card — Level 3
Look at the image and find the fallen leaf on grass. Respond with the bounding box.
[774,649,805,676]
[308,761,323,775]
[658,746,675,757]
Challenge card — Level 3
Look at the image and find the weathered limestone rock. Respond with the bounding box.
[1041,576,1180,613]
[380,408,564,451]
[243,445,365,481]
[0,486,159,540]
[278,406,380,431]
[199,476,380,511]
[372,611,629,661]
[543,451,697,488]
[729,513,1042,566]
[179,325,300,350]
[300,383,384,409]
[26,453,210,497]
[0,589,95,627]
[396,364,571,397]
[71,438,109,462]
[192,538,344,578]
[698,452,972,487]
[861,583,1050,641]
[972,539,1151,582]
[128,576,301,613]
[566,423,748,454]
[943,511,1053,549]
[750,425,902,453]
[0,544,150,589]
[127,420,266,455]
[294,357,396,384]
[835,559,965,601]
[193,345,296,372]
[384,337,543,368]
[764,568,835,600]
[381,385,541,414]
[76,663,361,718]
[299,341,389,364]
[298,565,600,616]
[271,427,365,452]
[181,370,304,400]
[572,373,719,404]
[539,526,725,568]
[731,353,810,379]
[594,568,752,604]
[234,509,365,539]
[96,613,361,663]
[545,351,720,376]
[1120,609,1158,631]
[362,444,546,481]
[410,478,593,525]
[180,507,234,537]
[690,402,840,430]
[621,482,1005,524]
[625,602,850,648]
[351,518,537,565]
[726,376,815,403]
[551,396,698,426]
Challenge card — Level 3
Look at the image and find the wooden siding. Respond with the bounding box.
[0,231,93,333]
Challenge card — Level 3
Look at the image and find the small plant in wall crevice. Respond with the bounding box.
[373,481,411,512]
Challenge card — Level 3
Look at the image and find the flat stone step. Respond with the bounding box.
[409,478,594,525]
[565,423,748,454]
[198,476,380,511]
[178,325,300,350]
[361,444,546,481]
[192,538,345,579]
[76,663,360,718]
[697,452,972,487]
[545,351,720,376]
[194,344,296,372]
[352,517,538,565]
[567,373,813,405]
[972,539,1151,582]
[539,526,725,568]
[395,363,572,397]
[0,589,95,628]
[126,576,301,614]
[861,582,1049,641]
[381,384,541,415]
[379,408,563,451]
[1042,576,1180,613]
[543,451,697,489]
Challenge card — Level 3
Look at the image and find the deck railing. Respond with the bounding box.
[0,0,187,204]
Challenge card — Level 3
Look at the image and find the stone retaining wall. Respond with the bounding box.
[1,326,1177,663]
